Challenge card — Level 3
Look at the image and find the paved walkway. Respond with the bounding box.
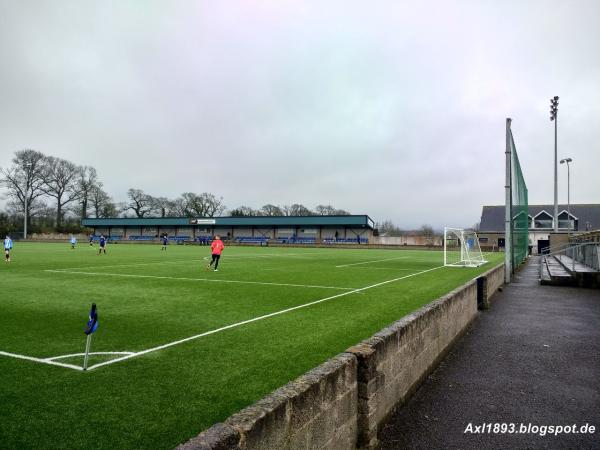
[379,257,600,449]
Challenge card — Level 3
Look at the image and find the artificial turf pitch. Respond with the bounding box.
[0,242,502,449]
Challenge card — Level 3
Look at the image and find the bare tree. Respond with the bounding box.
[315,205,351,215]
[377,219,404,237]
[285,204,313,216]
[169,197,188,216]
[314,204,336,215]
[261,204,283,216]
[420,224,436,246]
[125,188,156,218]
[230,206,259,216]
[0,150,48,230]
[89,184,116,218]
[151,196,175,217]
[76,166,98,219]
[40,156,81,228]
[179,192,226,217]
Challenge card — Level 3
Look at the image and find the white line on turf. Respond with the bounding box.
[4,264,443,372]
[0,350,83,371]
[50,253,322,272]
[45,351,134,361]
[335,257,409,268]
[43,270,355,290]
[84,265,444,371]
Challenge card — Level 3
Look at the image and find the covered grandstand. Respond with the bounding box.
[80,215,375,244]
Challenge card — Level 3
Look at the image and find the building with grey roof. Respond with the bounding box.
[478,204,600,254]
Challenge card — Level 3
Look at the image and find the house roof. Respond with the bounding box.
[81,215,375,229]
[479,204,600,232]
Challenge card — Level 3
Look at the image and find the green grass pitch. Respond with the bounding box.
[0,242,502,449]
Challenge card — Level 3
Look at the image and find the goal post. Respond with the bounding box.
[444,227,487,267]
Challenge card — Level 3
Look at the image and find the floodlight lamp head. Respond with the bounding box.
[554,96,559,101]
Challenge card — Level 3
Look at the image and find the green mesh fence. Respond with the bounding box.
[509,131,529,269]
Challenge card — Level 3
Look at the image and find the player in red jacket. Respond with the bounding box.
[206,235,225,271]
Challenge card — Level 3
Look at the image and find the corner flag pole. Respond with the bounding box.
[83,303,99,371]
[83,334,93,370]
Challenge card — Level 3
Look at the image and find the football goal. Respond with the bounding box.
[444,227,486,267]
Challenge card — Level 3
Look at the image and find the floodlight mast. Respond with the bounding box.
[550,96,559,233]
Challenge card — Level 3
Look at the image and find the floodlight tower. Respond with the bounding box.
[560,157,573,238]
[550,96,559,233]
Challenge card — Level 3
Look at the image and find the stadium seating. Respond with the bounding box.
[322,238,368,244]
[235,236,270,244]
[90,235,122,241]
[275,237,316,244]
[168,236,190,241]
[128,236,155,241]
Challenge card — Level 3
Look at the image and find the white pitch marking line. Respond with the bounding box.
[45,351,134,361]
[335,257,409,268]
[51,253,321,272]
[44,270,355,291]
[0,350,83,371]
[85,265,443,371]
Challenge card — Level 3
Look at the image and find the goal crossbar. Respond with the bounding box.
[444,227,486,267]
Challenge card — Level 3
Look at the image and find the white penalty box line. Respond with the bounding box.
[335,256,410,268]
[85,265,443,371]
[0,350,135,372]
[2,265,443,372]
[52,252,326,273]
[44,270,355,291]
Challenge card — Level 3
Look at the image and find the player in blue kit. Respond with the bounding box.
[161,234,168,251]
[98,235,107,255]
[4,235,12,262]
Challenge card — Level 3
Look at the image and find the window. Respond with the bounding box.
[533,211,553,229]
[558,211,578,230]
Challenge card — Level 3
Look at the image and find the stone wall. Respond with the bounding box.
[346,280,478,448]
[178,264,504,450]
[178,354,358,450]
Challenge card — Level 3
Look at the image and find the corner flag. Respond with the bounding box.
[84,303,99,335]
[83,303,98,370]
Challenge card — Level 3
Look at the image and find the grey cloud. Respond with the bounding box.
[1,0,599,229]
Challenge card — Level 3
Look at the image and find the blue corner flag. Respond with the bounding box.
[84,303,99,335]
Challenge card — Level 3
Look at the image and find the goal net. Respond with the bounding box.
[444,227,486,267]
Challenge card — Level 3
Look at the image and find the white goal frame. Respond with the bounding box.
[444,227,487,267]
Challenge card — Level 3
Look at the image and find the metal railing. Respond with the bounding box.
[565,243,600,271]
[541,242,600,277]
[539,242,571,256]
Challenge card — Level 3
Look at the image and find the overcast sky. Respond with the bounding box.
[1,0,598,229]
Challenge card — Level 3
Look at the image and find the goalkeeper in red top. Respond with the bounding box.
[206,235,225,272]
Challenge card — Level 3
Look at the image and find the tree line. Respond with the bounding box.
[0,149,352,235]
[375,220,438,240]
